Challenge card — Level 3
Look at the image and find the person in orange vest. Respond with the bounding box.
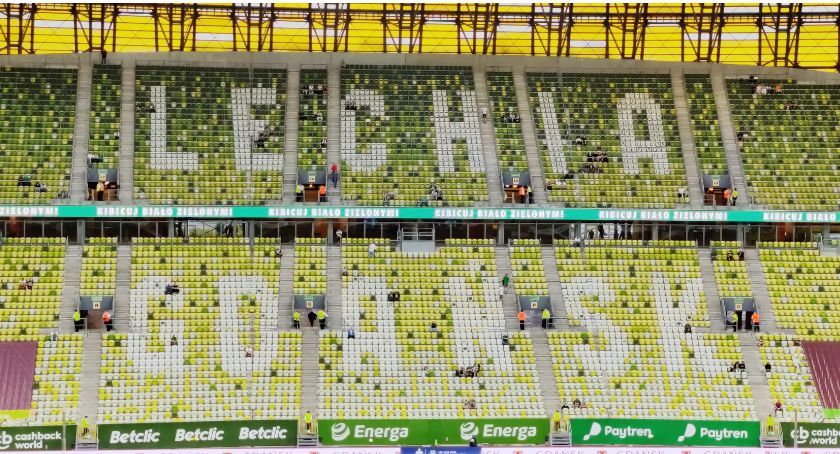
[752,312,760,332]
[102,310,113,332]
[723,188,731,206]
[518,186,526,203]
[517,310,526,331]
[318,184,326,201]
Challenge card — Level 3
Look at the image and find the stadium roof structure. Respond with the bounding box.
[2,3,838,72]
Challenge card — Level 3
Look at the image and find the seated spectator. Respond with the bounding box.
[765,362,772,373]
[737,131,750,141]
[573,398,583,409]
[275,247,283,258]
[393,291,400,302]
[387,291,395,302]
[774,83,782,94]
[738,249,745,261]
[727,250,734,261]
[348,328,355,339]
[170,336,178,346]
[684,323,692,334]
[164,283,180,295]
[244,346,253,358]
[341,267,348,277]
[464,399,476,410]
[430,322,437,333]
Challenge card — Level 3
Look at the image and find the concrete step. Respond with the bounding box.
[78,333,102,426]
[473,68,504,206]
[745,248,782,332]
[325,64,341,204]
[326,245,344,329]
[300,328,320,416]
[739,331,774,419]
[71,59,93,203]
[511,70,548,205]
[710,69,751,205]
[60,245,83,334]
[697,248,725,331]
[117,61,135,202]
[541,245,576,331]
[671,71,705,208]
[282,67,301,204]
[277,244,295,329]
[530,330,561,415]
[113,244,132,331]
[494,246,519,331]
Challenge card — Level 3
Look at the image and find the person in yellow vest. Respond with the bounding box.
[80,416,90,438]
[73,310,82,332]
[731,188,739,206]
[296,184,303,202]
[552,410,562,431]
[304,411,313,434]
[541,308,551,329]
[292,311,301,329]
[317,309,328,329]
[766,413,775,435]
[95,180,105,201]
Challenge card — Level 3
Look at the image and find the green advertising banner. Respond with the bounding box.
[570,418,760,447]
[97,419,297,449]
[319,418,549,446]
[781,422,840,447]
[0,425,76,451]
[0,204,837,224]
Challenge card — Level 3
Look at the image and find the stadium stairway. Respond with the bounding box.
[325,244,344,329]
[113,244,131,332]
[494,246,521,331]
[71,60,93,203]
[78,333,102,428]
[512,70,548,205]
[282,66,301,204]
[59,245,83,334]
[745,248,781,332]
[540,246,574,331]
[326,63,342,204]
[710,69,751,205]
[670,72,705,208]
[473,68,504,205]
[277,244,295,329]
[301,328,320,418]
[531,330,562,417]
[117,61,135,202]
[698,248,725,331]
[739,332,775,418]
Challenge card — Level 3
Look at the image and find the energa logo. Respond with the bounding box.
[331,423,350,442]
[0,431,12,450]
[459,422,479,440]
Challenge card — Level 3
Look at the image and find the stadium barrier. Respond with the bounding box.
[317,419,550,446]
[570,418,761,447]
[0,425,76,451]
[781,422,840,448]
[96,420,297,449]
[0,205,837,223]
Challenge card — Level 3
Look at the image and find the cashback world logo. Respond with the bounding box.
[0,431,12,450]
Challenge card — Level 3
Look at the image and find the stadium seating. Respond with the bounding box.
[80,238,117,296]
[727,79,839,209]
[509,239,548,295]
[550,241,753,419]
[684,75,728,176]
[486,72,529,172]
[320,238,543,418]
[98,238,300,423]
[29,334,82,425]
[759,333,826,421]
[89,65,122,171]
[710,241,751,298]
[298,69,328,170]
[0,238,66,337]
[759,243,840,338]
[134,66,287,205]
[340,65,488,206]
[293,237,326,294]
[0,67,76,203]
[527,73,686,207]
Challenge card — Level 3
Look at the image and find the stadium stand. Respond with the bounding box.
[710,241,752,298]
[527,73,686,207]
[550,240,754,419]
[29,334,83,425]
[98,238,300,423]
[80,238,117,296]
[486,72,529,172]
[0,67,76,203]
[298,69,328,170]
[89,65,122,172]
[759,242,839,338]
[727,79,839,209]
[133,66,287,205]
[293,237,326,294]
[509,239,548,295]
[683,75,728,176]
[319,238,543,418]
[759,333,827,421]
[340,65,488,206]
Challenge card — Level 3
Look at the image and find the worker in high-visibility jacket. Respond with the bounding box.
[517,310,526,331]
[542,308,551,329]
[317,309,328,329]
[292,311,301,329]
[304,411,314,434]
